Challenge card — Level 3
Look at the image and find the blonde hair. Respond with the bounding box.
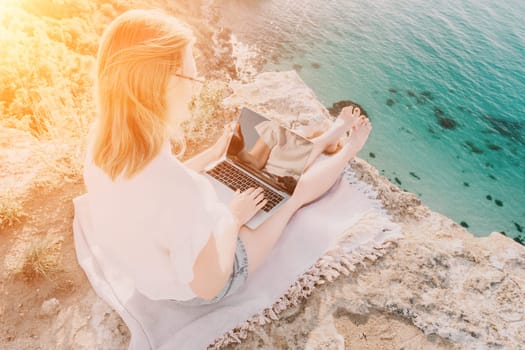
[92,9,195,181]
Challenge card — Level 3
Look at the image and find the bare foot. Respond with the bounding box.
[346,114,372,154]
[338,105,363,129]
[292,115,372,207]
[324,106,365,154]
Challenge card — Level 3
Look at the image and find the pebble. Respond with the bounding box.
[40,298,60,317]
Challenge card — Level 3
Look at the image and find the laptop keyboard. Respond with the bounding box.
[206,161,285,212]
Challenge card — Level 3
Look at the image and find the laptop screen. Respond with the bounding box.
[225,107,314,196]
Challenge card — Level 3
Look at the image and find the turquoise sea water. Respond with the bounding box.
[215,0,525,241]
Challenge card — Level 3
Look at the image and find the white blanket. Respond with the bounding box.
[72,163,403,349]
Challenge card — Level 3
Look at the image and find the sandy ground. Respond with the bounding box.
[0,180,86,343]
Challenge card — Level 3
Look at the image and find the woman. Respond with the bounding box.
[82,9,371,305]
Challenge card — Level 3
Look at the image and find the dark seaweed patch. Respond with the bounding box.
[460,221,469,228]
[514,236,524,245]
[388,88,398,93]
[514,222,523,233]
[482,115,525,145]
[369,152,376,158]
[409,172,420,180]
[386,98,395,106]
[463,182,470,187]
[438,117,457,129]
[433,107,457,129]
[464,141,484,154]
[486,195,492,200]
[494,199,503,207]
[486,143,502,151]
[488,174,497,180]
[421,91,433,100]
[407,89,416,97]
[394,177,402,185]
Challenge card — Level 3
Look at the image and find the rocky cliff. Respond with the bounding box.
[1,71,523,349]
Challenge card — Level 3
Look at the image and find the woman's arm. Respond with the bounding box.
[183,124,234,173]
[189,216,241,301]
[188,187,266,301]
[184,147,220,173]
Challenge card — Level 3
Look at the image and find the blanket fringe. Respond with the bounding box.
[207,165,404,349]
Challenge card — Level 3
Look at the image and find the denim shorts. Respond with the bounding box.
[170,237,249,306]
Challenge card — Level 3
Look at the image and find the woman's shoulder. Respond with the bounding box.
[83,142,202,207]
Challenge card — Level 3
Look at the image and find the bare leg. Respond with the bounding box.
[304,106,362,170]
[239,115,372,275]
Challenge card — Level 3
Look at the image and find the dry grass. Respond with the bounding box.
[178,80,239,159]
[19,236,63,282]
[0,191,25,229]
[1,0,237,180]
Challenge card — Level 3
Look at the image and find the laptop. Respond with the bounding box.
[204,107,314,229]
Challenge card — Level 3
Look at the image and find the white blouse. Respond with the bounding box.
[82,139,235,301]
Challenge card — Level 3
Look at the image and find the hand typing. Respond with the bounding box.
[229,187,267,226]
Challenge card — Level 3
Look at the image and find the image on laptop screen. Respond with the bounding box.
[225,108,314,195]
